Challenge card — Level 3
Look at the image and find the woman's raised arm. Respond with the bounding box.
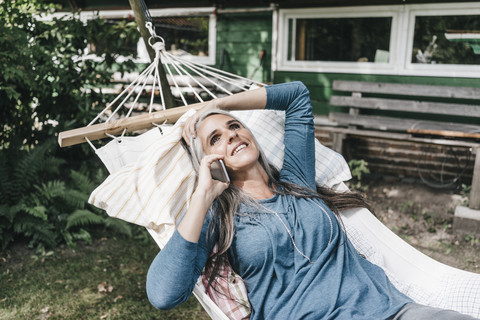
[182,86,267,144]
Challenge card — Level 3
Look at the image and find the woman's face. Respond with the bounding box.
[197,114,259,173]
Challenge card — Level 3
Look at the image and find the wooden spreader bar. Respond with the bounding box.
[58,102,206,148]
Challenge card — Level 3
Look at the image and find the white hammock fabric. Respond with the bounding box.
[83,25,480,319]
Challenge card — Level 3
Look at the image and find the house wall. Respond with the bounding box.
[274,72,480,116]
[214,12,273,84]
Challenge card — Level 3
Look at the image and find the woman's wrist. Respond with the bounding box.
[191,189,215,212]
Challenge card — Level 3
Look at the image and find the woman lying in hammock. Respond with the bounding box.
[146,81,476,320]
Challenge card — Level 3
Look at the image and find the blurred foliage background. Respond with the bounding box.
[0,0,141,251]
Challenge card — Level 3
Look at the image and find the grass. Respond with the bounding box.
[0,228,210,320]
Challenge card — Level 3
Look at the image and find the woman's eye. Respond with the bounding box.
[230,123,240,130]
[210,135,220,145]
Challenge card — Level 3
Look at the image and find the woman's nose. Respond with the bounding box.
[228,130,238,143]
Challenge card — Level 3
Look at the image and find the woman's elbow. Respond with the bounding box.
[146,283,188,310]
[146,291,174,310]
[146,270,191,310]
[291,81,309,94]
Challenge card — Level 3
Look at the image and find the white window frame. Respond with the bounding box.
[44,7,217,65]
[277,2,480,78]
[277,6,404,75]
[403,2,480,78]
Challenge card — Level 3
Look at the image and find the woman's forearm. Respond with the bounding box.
[177,190,212,243]
[215,86,267,111]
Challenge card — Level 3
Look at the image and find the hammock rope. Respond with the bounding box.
[71,6,265,150]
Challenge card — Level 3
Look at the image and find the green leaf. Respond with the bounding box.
[60,189,88,209]
[61,229,75,248]
[66,209,104,229]
[34,180,66,202]
[24,205,47,221]
[72,228,92,245]
[70,169,96,194]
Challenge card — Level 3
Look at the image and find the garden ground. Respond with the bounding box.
[365,178,479,273]
[1,179,479,319]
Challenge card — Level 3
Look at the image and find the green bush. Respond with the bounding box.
[0,0,139,151]
[0,1,140,249]
[348,159,371,191]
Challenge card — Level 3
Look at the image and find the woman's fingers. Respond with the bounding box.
[197,154,229,201]
[198,154,223,181]
[182,100,220,146]
[182,113,200,146]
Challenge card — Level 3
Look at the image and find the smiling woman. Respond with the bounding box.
[145,82,478,320]
[195,113,264,188]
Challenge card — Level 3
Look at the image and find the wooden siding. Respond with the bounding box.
[214,12,272,83]
[274,72,480,116]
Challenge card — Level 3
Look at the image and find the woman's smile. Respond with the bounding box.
[232,142,248,156]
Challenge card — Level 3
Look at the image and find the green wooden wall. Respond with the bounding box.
[214,12,272,84]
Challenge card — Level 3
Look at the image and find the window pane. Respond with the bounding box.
[154,16,209,57]
[412,15,480,65]
[89,19,140,57]
[289,17,392,63]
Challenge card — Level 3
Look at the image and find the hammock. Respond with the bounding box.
[57,8,480,320]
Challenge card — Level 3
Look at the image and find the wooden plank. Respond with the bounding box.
[332,80,480,100]
[329,112,480,136]
[58,102,206,148]
[346,137,475,182]
[407,129,480,140]
[330,96,480,118]
[315,125,480,149]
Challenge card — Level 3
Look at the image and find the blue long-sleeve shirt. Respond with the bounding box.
[146,81,412,319]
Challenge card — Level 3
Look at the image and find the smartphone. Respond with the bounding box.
[210,159,230,183]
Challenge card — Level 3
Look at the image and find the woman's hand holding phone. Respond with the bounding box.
[178,154,228,242]
[195,155,230,205]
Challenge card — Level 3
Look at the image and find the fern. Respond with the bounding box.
[9,202,27,216]
[0,204,15,250]
[66,209,105,229]
[12,214,56,247]
[92,167,108,185]
[60,189,89,209]
[24,205,48,221]
[61,229,75,248]
[105,217,132,237]
[34,180,66,202]
[70,169,96,194]
[29,223,57,248]
[1,138,129,250]
[41,156,67,176]
[7,141,53,203]
[0,153,9,204]
[71,228,93,245]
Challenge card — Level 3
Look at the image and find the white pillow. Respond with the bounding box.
[89,109,351,247]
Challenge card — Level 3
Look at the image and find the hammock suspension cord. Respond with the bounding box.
[79,2,265,150]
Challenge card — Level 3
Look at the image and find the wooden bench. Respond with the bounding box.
[327,80,480,210]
